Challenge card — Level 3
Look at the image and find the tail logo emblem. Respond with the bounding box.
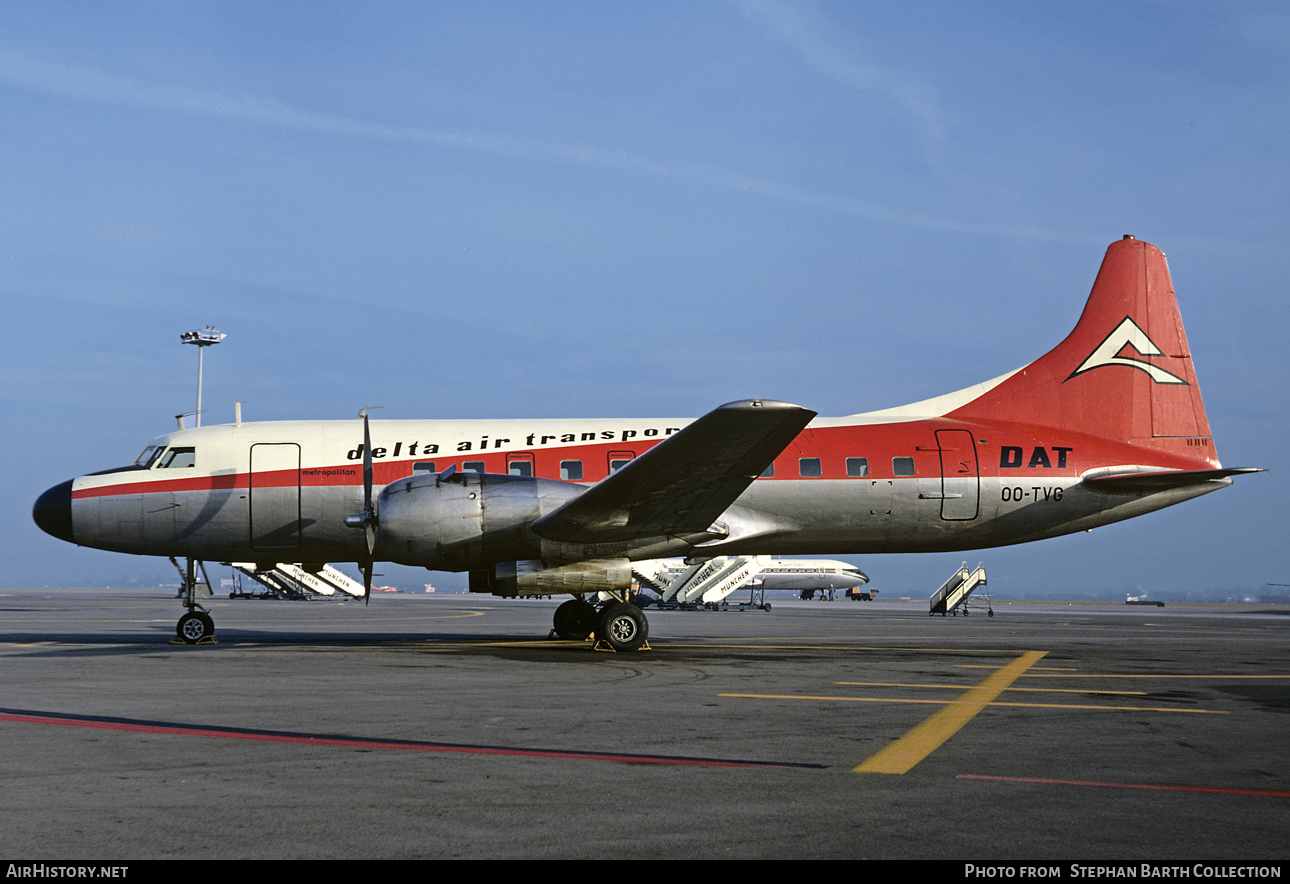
[1066,317,1188,385]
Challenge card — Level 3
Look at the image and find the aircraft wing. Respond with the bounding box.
[531,399,816,544]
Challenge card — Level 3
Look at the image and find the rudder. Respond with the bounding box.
[949,236,1218,465]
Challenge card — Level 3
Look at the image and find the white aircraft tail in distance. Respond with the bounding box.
[34,237,1261,649]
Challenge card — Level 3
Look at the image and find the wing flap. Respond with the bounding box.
[531,399,815,544]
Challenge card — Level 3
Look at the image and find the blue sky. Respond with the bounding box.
[3,1,1285,598]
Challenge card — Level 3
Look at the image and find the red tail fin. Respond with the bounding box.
[950,237,1218,465]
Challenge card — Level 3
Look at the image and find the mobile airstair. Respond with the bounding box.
[653,556,772,610]
[632,557,681,598]
[929,562,991,617]
[228,563,366,600]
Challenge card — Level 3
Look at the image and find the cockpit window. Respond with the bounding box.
[159,447,196,469]
[133,445,166,469]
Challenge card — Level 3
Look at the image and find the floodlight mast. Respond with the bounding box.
[180,327,225,428]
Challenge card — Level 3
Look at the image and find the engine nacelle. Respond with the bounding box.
[471,558,633,598]
[376,472,584,570]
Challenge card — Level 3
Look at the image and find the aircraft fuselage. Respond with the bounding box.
[36,411,1226,574]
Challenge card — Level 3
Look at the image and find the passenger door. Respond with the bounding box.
[249,443,302,550]
[935,429,979,521]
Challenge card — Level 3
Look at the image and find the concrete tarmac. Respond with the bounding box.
[2,588,1288,860]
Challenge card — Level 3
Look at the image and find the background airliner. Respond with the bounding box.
[34,238,1259,649]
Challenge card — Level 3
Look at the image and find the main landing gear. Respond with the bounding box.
[170,557,217,645]
[551,596,650,652]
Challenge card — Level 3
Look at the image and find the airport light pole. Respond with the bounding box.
[180,326,226,428]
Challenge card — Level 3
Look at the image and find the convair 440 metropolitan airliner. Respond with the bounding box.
[34,237,1260,649]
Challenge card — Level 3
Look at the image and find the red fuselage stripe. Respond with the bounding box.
[71,422,1219,500]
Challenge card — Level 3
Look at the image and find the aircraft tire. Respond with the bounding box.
[553,599,597,641]
[596,602,648,652]
[177,612,213,644]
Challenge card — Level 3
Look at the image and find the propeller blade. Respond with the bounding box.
[361,411,373,518]
[352,407,382,607]
[344,411,381,529]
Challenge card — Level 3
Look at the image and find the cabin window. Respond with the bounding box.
[761,463,775,478]
[892,456,915,477]
[412,462,437,475]
[159,447,196,469]
[799,458,822,478]
[560,460,583,481]
[463,461,485,473]
[509,461,532,477]
[610,458,632,472]
[846,457,869,477]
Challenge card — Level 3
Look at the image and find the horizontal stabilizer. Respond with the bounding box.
[532,399,816,544]
[1082,467,1264,491]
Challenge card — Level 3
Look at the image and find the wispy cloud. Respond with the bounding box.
[0,51,1085,243]
[727,0,947,143]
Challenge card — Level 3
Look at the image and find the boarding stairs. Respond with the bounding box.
[229,563,366,600]
[280,564,366,597]
[631,559,679,598]
[657,555,770,608]
[929,562,991,617]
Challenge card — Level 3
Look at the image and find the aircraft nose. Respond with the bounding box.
[33,480,74,543]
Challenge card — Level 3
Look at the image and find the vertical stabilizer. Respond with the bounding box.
[950,237,1218,465]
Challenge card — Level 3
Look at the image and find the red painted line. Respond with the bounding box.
[0,709,821,770]
[957,773,1290,798]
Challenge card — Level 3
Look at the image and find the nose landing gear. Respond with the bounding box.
[170,557,217,645]
[177,610,215,643]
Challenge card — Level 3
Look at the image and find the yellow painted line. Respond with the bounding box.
[723,693,965,705]
[953,667,1290,680]
[967,701,1225,713]
[394,639,588,649]
[720,693,1221,714]
[661,642,1028,654]
[835,681,1148,696]
[1015,673,1290,679]
[854,649,1047,775]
